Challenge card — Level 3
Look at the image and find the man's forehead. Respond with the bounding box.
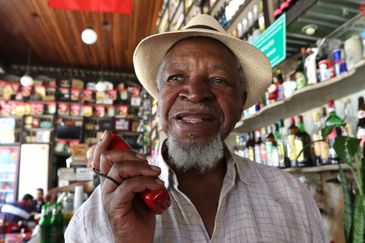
[165,36,235,57]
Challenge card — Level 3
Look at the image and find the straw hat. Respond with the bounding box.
[133,14,272,109]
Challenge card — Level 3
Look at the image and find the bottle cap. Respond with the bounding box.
[290,117,295,125]
[298,115,304,123]
[327,100,334,108]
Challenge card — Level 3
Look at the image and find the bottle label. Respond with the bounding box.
[357,128,365,139]
[312,134,322,157]
[287,135,297,161]
[327,127,338,140]
[248,147,255,161]
[358,110,365,119]
[254,145,262,164]
[295,139,304,162]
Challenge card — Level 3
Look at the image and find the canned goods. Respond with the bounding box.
[318,59,335,81]
[333,49,347,76]
[332,49,343,63]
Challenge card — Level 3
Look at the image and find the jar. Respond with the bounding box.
[344,35,363,70]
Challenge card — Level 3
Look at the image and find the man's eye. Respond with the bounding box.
[211,78,226,85]
[167,75,184,82]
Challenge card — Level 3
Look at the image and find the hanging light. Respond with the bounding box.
[20,46,33,86]
[302,24,318,36]
[95,81,107,92]
[81,27,97,45]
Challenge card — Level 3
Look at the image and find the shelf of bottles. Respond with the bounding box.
[0,73,154,156]
[231,10,365,171]
[234,96,365,171]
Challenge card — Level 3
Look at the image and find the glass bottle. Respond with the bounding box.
[274,121,286,168]
[287,117,298,167]
[296,115,313,167]
[325,100,344,164]
[50,202,65,243]
[357,96,365,139]
[39,203,51,243]
[246,131,256,161]
[311,111,327,165]
[260,127,267,165]
[254,129,262,164]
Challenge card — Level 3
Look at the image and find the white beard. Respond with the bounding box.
[166,134,224,174]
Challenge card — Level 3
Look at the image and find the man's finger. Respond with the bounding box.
[92,130,113,170]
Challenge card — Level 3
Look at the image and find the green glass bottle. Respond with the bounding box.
[325,100,344,164]
[39,203,51,243]
[50,202,65,243]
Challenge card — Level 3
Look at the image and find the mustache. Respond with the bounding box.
[168,103,223,120]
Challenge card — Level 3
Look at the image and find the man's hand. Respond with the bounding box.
[88,131,165,242]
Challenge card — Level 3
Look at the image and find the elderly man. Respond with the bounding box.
[65,14,327,242]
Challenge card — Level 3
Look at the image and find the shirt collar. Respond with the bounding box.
[152,139,250,188]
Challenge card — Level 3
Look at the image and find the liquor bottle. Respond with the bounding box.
[311,111,327,165]
[254,129,262,164]
[246,131,255,161]
[50,202,65,243]
[325,100,344,164]
[295,115,313,167]
[295,48,307,90]
[274,121,287,168]
[260,127,268,165]
[343,98,356,137]
[357,96,365,139]
[266,125,279,167]
[287,117,298,167]
[39,203,51,243]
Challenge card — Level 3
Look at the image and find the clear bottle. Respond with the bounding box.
[325,100,344,164]
[254,129,262,164]
[260,127,267,165]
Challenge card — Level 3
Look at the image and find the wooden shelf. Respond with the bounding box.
[282,163,350,173]
[233,59,365,133]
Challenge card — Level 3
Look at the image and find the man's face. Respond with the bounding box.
[157,37,246,146]
[36,190,43,200]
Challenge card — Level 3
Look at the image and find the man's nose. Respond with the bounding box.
[178,79,214,103]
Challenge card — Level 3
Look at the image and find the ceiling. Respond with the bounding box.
[0,0,163,73]
[286,0,364,57]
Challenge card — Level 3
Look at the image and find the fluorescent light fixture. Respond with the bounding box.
[302,24,318,36]
[81,28,97,45]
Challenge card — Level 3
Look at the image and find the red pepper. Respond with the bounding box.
[109,134,170,214]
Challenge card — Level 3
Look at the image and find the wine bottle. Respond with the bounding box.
[246,131,256,161]
[295,115,313,167]
[275,121,287,168]
[254,129,262,164]
[357,96,365,139]
[325,100,344,164]
[287,117,298,167]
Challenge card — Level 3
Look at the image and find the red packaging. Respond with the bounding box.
[70,103,81,116]
[108,89,118,100]
[117,105,128,117]
[83,89,93,101]
[95,105,105,117]
[58,102,70,115]
[71,88,81,101]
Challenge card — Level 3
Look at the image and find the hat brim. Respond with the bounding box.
[133,28,272,109]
